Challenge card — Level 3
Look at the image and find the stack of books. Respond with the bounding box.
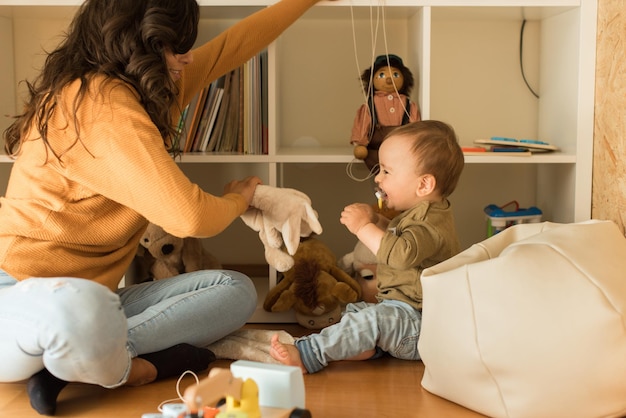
[176,50,267,155]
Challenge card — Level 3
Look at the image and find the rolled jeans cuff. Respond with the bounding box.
[294,338,324,374]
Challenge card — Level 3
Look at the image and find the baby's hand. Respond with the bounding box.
[340,203,376,235]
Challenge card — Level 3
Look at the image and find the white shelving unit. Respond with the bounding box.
[0,0,597,322]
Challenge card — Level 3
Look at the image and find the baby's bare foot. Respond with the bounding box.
[270,333,307,374]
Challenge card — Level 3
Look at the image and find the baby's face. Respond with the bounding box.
[374,135,422,211]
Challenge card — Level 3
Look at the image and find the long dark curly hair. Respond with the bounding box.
[3,0,199,159]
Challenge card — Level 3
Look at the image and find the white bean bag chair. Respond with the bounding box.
[418,220,626,418]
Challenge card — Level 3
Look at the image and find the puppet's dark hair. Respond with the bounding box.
[360,54,415,96]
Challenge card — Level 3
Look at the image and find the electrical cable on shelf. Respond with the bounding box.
[520,19,540,99]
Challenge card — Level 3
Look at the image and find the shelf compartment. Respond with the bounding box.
[272,4,426,155]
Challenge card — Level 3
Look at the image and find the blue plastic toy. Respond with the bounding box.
[484,201,542,237]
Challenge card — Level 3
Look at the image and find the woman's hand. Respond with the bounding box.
[223,176,262,206]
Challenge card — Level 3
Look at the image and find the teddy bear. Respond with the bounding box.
[129,185,318,283]
[134,223,221,281]
[350,54,420,172]
[263,237,362,329]
[240,185,323,272]
[338,239,377,279]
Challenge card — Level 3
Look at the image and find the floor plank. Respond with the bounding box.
[0,324,485,417]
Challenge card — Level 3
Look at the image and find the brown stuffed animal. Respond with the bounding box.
[135,223,221,281]
[263,237,361,329]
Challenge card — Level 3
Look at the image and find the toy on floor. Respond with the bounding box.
[184,368,262,418]
[350,54,420,172]
[142,361,311,418]
[264,238,361,329]
[240,185,323,272]
[134,222,221,281]
[183,362,310,418]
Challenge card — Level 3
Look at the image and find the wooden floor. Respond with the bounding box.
[0,324,486,418]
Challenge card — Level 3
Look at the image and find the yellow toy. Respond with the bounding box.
[221,378,261,418]
[183,368,260,418]
[183,367,311,418]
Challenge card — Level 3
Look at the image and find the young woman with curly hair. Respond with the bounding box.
[0,0,330,414]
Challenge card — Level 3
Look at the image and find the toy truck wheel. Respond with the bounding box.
[289,408,312,418]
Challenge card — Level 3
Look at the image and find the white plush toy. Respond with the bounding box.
[240,185,323,272]
[338,240,378,280]
[337,213,390,303]
[338,210,391,279]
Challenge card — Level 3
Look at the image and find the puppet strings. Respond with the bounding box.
[346,160,379,182]
[346,0,410,182]
[349,0,381,106]
[346,0,383,182]
[355,0,408,117]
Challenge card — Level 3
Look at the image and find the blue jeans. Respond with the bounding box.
[295,300,422,373]
[0,269,256,388]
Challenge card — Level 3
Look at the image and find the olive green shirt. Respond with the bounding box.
[376,200,460,310]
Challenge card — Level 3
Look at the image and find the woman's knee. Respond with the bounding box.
[220,270,257,321]
[228,270,257,300]
[1,278,129,383]
[22,278,127,338]
[176,269,257,325]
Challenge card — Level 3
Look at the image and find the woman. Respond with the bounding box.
[0,0,328,415]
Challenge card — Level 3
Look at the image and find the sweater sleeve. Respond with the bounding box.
[59,79,247,238]
[63,0,322,236]
[177,0,320,108]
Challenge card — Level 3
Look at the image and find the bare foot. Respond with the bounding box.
[125,357,157,387]
[270,333,307,374]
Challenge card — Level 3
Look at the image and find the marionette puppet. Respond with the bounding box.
[350,54,420,172]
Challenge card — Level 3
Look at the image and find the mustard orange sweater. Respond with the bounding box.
[0,0,320,291]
